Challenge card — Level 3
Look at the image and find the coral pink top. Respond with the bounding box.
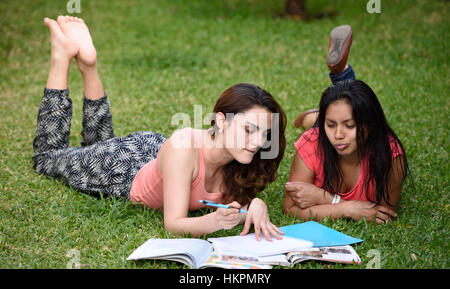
[129,128,223,210]
[294,128,404,202]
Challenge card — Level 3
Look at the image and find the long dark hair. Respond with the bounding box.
[315,79,408,206]
[210,83,287,205]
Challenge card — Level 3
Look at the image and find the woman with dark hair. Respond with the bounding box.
[284,25,409,224]
[34,16,286,240]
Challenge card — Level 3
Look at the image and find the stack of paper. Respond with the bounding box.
[208,233,313,258]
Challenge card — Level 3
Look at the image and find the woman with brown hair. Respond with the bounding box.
[33,16,287,241]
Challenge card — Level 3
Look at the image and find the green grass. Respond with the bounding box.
[0,0,448,269]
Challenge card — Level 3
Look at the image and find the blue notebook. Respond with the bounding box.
[280,221,363,247]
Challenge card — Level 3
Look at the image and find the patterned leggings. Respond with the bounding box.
[32,88,167,198]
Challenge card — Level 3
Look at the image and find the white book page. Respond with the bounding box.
[208,234,313,257]
[127,238,213,268]
[213,244,260,262]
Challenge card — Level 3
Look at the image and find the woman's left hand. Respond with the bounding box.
[240,198,284,241]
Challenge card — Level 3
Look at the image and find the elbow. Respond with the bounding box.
[164,218,201,238]
[282,198,292,216]
[282,204,292,216]
[283,195,301,217]
[163,222,176,235]
[283,203,313,220]
[163,219,182,236]
[283,203,302,218]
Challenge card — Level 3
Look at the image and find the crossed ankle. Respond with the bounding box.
[78,60,98,74]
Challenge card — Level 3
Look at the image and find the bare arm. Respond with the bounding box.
[379,155,406,212]
[283,152,349,220]
[160,137,228,237]
[284,152,399,223]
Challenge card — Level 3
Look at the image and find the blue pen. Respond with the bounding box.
[199,200,248,213]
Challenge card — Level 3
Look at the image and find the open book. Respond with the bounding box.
[127,234,313,269]
[126,238,273,269]
[127,221,363,268]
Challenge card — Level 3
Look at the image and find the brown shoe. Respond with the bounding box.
[293,108,319,129]
[326,25,352,75]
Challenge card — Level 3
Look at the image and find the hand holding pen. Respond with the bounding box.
[199,200,248,213]
[200,200,244,231]
[200,199,284,242]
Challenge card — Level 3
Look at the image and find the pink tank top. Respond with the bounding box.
[129,128,223,210]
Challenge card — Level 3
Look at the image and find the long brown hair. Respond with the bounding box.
[210,83,287,205]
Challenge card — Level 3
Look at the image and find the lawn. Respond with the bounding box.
[0,0,448,269]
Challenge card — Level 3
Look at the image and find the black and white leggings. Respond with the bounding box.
[32,88,167,198]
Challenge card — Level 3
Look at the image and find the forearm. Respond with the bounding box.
[315,188,334,205]
[164,212,221,237]
[285,181,340,208]
[284,202,349,221]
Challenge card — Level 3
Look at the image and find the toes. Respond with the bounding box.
[57,15,66,25]
[45,18,66,38]
[44,18,58,29]
[55,15,85,26]
[43,17,51,26]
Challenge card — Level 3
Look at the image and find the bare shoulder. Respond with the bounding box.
[158,128,199,180]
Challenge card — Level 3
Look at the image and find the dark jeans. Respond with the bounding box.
[329,64,356,84]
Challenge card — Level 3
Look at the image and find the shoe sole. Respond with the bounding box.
[326,25,352,66]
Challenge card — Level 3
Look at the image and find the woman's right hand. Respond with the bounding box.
[344,200,397,224]
[213,201,242,230]
[285,181,329,208]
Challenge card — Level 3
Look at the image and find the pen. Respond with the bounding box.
[199,200,248,213]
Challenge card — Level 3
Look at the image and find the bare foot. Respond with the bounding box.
[302,111,319,130]
[57,15,97,71]
[44,17,78,63]
[293,109,319,129]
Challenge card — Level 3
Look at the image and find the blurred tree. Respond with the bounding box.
[284,0,338,21]
[285,0,307,20]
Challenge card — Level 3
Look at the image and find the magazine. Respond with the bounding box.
[209,245,361,267]
[287,245,361,265]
